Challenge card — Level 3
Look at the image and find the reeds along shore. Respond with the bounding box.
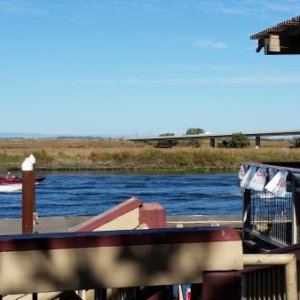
[0,138,299,172]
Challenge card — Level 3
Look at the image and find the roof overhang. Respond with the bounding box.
[250,15,300,54]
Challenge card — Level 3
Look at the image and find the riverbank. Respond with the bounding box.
[0,138,299,172]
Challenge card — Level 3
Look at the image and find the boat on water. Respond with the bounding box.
[0,175,45,193]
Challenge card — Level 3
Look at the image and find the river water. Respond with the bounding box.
[0,172,242,218]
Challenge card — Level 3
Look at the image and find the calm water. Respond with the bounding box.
[0,172,242,218]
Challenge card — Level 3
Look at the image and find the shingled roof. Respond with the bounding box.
[250,15,300,54]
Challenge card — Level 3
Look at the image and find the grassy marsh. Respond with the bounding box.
[0,138,299,172]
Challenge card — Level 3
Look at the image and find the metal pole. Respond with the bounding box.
[242,188,251,240]
[210,138,216,148]
[22,157,35,234]
[292,174,300,244]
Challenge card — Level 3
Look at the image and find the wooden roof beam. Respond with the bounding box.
[251,15,300,55]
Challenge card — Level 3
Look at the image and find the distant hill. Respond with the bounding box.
[0,132,129,139]
[0,132,53,139]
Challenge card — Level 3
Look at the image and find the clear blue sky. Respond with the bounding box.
[1,0,300,137]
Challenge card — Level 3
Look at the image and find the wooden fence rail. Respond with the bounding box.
[0,227,243,299]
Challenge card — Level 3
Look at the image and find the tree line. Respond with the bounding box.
[158,128,250,148]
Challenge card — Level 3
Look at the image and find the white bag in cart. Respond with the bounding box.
[268,167,277,181]
[248,167,267,192]
[265,170,288,197]
[238,165,246,181]
[240,166,256,189]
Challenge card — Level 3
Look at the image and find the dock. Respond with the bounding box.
[167,215,242,228]
[0,215,242,235]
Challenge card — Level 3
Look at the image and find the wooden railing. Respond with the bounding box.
[1,226,299,299]
[0,227,243,300]
[242,253,297,300]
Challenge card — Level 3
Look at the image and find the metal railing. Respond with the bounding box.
[248,191,292,246]
[242,162,300,250]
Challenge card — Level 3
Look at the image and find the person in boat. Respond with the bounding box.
[4,172,15,180]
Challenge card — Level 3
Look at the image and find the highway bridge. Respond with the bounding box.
[130,129,300,148]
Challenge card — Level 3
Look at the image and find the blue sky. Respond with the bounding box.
[1,0,300,137]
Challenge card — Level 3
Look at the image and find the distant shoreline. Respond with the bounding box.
[0,161,238,173]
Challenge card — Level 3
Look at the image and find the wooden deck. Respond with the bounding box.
[0,215,241,235]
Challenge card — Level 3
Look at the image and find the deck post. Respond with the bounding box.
[190,284,202,300]
[94,289,107,300]
[28,154,37,225]
[202,271,241,300]
[22,157,35,234]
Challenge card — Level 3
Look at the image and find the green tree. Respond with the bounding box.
[290,137,300,148]
[159,133,175,136]
[185,128,205,135]
[187,139,201,148]
[157,133,177,148]
[218,132,250,148]
[184,128,204,147]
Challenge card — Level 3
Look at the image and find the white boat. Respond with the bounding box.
[0,175,45,193]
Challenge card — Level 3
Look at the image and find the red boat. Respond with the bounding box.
[0,175,45,192]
